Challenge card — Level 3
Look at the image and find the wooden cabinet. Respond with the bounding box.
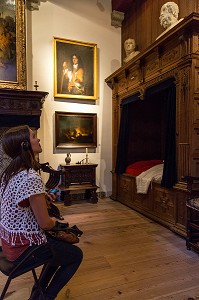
[105,13,199,237]
[59,164,98,205]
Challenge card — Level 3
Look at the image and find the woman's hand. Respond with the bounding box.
[46,191,56,203]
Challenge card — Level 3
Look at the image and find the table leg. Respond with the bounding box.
[61,191,72,206]
[85,188,98,203]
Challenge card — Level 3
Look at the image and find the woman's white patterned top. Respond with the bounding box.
[0,169,47,246]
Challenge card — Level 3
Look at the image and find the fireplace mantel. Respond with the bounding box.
[0,88,48,116]
[0,88,48,128]
[0,88,48,176]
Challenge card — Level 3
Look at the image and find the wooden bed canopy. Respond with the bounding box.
[105,12,199,237]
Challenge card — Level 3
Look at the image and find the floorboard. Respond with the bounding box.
[1,198,199,300]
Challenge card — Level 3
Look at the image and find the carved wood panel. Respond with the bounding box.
[153,185,175,222]
[118,174,133,205]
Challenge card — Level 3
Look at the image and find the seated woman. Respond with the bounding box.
[0,125,83,300]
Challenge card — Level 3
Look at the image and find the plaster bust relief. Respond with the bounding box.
[123,38,140,63]
[156,2,183,40]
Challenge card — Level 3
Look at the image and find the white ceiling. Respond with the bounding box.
[47,0,112,28]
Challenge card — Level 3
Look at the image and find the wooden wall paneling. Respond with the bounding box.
[189,29,199,176]
[192,63,199,126]
[191,59,199,176]
[146,0,166,42]
[138,1,152,51]
[122,1,137,60]
[151,0,161,42]
[177,66,191,180]
[122,1,144,58]
[121,0,199,64]
[181,0,197,16]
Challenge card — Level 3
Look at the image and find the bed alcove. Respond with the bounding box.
[115,78,177,189]
[105,13,199,237]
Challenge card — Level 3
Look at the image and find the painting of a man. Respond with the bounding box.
[54,38,97,100]
[61,54,85,95]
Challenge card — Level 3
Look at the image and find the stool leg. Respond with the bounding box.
[0,277,12,300]
[31,269,45,300]
[63,191,72,206]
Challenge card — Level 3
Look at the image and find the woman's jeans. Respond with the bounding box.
[14,237,83,299]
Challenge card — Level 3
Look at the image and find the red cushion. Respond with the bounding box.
[125,160,163,176]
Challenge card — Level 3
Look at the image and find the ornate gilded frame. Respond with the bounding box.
[0,0,26,89]
[54,37,98,100]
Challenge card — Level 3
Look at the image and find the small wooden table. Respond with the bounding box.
[59,164,98,205]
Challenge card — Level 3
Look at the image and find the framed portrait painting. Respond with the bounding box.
[55,111,97,149]
[54,37,98,100]
[0,0,26,89]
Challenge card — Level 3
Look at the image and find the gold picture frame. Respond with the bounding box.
[54,37,98,100]
[0,0,26,89]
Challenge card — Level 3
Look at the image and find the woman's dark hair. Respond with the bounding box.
[1,125,39,189]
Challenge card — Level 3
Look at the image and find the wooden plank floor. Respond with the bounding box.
[1,198,199,300]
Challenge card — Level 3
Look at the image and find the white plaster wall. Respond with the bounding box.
[26,0,121,196]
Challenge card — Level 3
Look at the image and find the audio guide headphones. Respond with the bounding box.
[21,141,31,151]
